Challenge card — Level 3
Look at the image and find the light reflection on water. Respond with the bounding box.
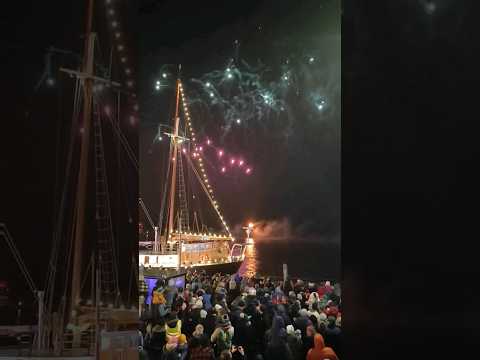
[238,244,257,277]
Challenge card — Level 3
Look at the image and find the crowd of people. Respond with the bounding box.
[138,270,341,360]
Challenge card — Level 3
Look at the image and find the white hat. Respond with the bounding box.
[286,325,295,335]
[214,304,223,311]
[297,293,303,300]
[200,309,207,319]
[248,288,256,296]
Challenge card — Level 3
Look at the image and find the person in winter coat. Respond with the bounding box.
[285,324,302,360]
[187,334,215,360]
[324,315,341,355]
[306,333,338,360]
[201,308,216,339]
[294,308,312,339]
[264,315,293,360]
[211,313,235,356]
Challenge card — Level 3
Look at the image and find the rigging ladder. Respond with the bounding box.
[93,103,119,304]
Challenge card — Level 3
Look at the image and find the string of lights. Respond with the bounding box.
[178,81,234,241]
[103,0,139,125]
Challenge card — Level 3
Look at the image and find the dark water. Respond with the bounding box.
[238,240,340,282]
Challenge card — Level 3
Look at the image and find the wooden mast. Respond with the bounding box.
[71,0,95,314]
[166,67,182,243]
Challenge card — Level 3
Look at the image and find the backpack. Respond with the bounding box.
[216,328,232,352]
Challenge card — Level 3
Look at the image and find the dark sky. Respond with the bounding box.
[138,0,340,242]
[1,0,139,307]
[0,0,339,308]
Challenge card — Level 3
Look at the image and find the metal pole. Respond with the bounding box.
[95,264,101,359]
[37,291,44,352]
[154,226,159,252]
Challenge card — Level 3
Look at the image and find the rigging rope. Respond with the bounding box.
[185,154,229,235]
[46,76,82,315]
[139,198,155,230]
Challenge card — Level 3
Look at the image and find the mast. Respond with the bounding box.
[71,0,95,312]
[166,67,182,241]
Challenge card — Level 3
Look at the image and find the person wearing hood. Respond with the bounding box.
[306,333,339,360]
[264,315,293,360]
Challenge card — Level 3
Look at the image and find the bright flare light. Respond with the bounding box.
[236,118,241,124]
[246,168,251,174]
[218,150,223,157]
[221,167,226,172]
[230,159,235,165]
[239,160,244,166]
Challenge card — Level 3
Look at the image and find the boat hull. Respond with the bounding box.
[142,259,244,279]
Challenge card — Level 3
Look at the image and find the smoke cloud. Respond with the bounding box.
[234,218,340,244]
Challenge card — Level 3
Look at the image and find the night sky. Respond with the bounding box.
[1,0,139,310]
[0,0,339,312]
[138,0,340,243]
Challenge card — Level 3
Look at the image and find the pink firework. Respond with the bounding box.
[246,168,252,174]
[230,159,235,165]
[221,167,226,173]
[207,139,211,145]
[218,150,224,157]
[239,160,244,166]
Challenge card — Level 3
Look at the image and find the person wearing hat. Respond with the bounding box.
[285,324,302,360]
[211,313,234,356]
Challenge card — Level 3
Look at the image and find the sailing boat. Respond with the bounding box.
[139,73,246,280]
